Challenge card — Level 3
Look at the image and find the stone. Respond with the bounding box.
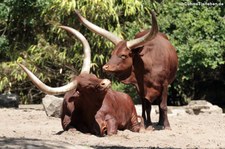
[0,93,19,108]
[185,100,223,115]
[200,105,223,114]
[42,95,63,118]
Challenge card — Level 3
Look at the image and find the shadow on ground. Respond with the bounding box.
[91,146,176,149]
[0,137,87,149]
[0,137,178,149]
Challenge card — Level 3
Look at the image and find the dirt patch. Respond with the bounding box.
[0,105,225,148]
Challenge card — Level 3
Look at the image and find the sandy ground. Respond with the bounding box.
[0,104,225,149]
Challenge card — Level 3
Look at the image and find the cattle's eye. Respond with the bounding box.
[119,55,127,60]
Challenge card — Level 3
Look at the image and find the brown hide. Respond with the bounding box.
[61,73,141,136]
[103,31,178,129]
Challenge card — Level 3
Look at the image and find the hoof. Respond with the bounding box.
[164,126,172,130]
[139,127,146,133]
[68,128,77,133]
[146,125,154,131]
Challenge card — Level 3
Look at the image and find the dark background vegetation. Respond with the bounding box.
[0,0,225,106]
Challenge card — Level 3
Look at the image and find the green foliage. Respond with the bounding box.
[0,0,224,105]
[0,0,154,103]
[0,35,9,60]
[156,0,225,102]
[112,81,140,104]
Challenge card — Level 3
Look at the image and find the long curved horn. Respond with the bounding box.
[126,11,158,49]
[60,26,91,73]
[18,63,79,95]
[18,26,91,95]
[75,10,122,45]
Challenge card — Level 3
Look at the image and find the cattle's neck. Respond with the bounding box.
[114,66,132,82]
[116,52,145,96]
[84,93,105,109]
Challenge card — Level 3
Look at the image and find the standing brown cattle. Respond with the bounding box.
[75,11,178,129]
[62,73,142,136]
[18,27,143,136]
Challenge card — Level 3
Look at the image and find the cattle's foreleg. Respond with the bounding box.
[95,116,107,137]
[145,100,153,129]
[106,118,118,136]
[158,81,171,129]
[141,98,152,127]
[61,114,72,131]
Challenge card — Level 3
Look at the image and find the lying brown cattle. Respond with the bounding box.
[61,73,142,136]
[76,11,178,129]
[18,27,142,136]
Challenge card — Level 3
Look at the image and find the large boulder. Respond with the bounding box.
[42,95,63,118]
[0,93,19,108]
[185,100,223,115]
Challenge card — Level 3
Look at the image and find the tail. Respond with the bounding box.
[137,115,145,129]
[130,114,145,132]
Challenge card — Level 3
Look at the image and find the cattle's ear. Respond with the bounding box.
[131,46,144,56]
[68,97,76,102]
[68,90,80,102]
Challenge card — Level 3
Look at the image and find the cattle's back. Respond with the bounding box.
[99,89,137,128]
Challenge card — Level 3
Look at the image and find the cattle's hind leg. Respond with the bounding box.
[158,81,171,129]
[141,98,147,124]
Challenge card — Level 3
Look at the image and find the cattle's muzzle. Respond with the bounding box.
[102,65,109,71]
[100,79,111,89]
[102,64,117,73]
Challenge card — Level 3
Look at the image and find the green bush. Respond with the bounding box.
[111,81,140,104]
[156,0,225,104]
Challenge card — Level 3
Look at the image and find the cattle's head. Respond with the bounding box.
[75,73,111,98]
[76,11,158,79]
[18,26,91,95]
[102,41,133,75]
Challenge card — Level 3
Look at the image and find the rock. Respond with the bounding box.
[0,93,19,108]
[185,100,223,115]
[200,105,223,114]
[42,95,63,118]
